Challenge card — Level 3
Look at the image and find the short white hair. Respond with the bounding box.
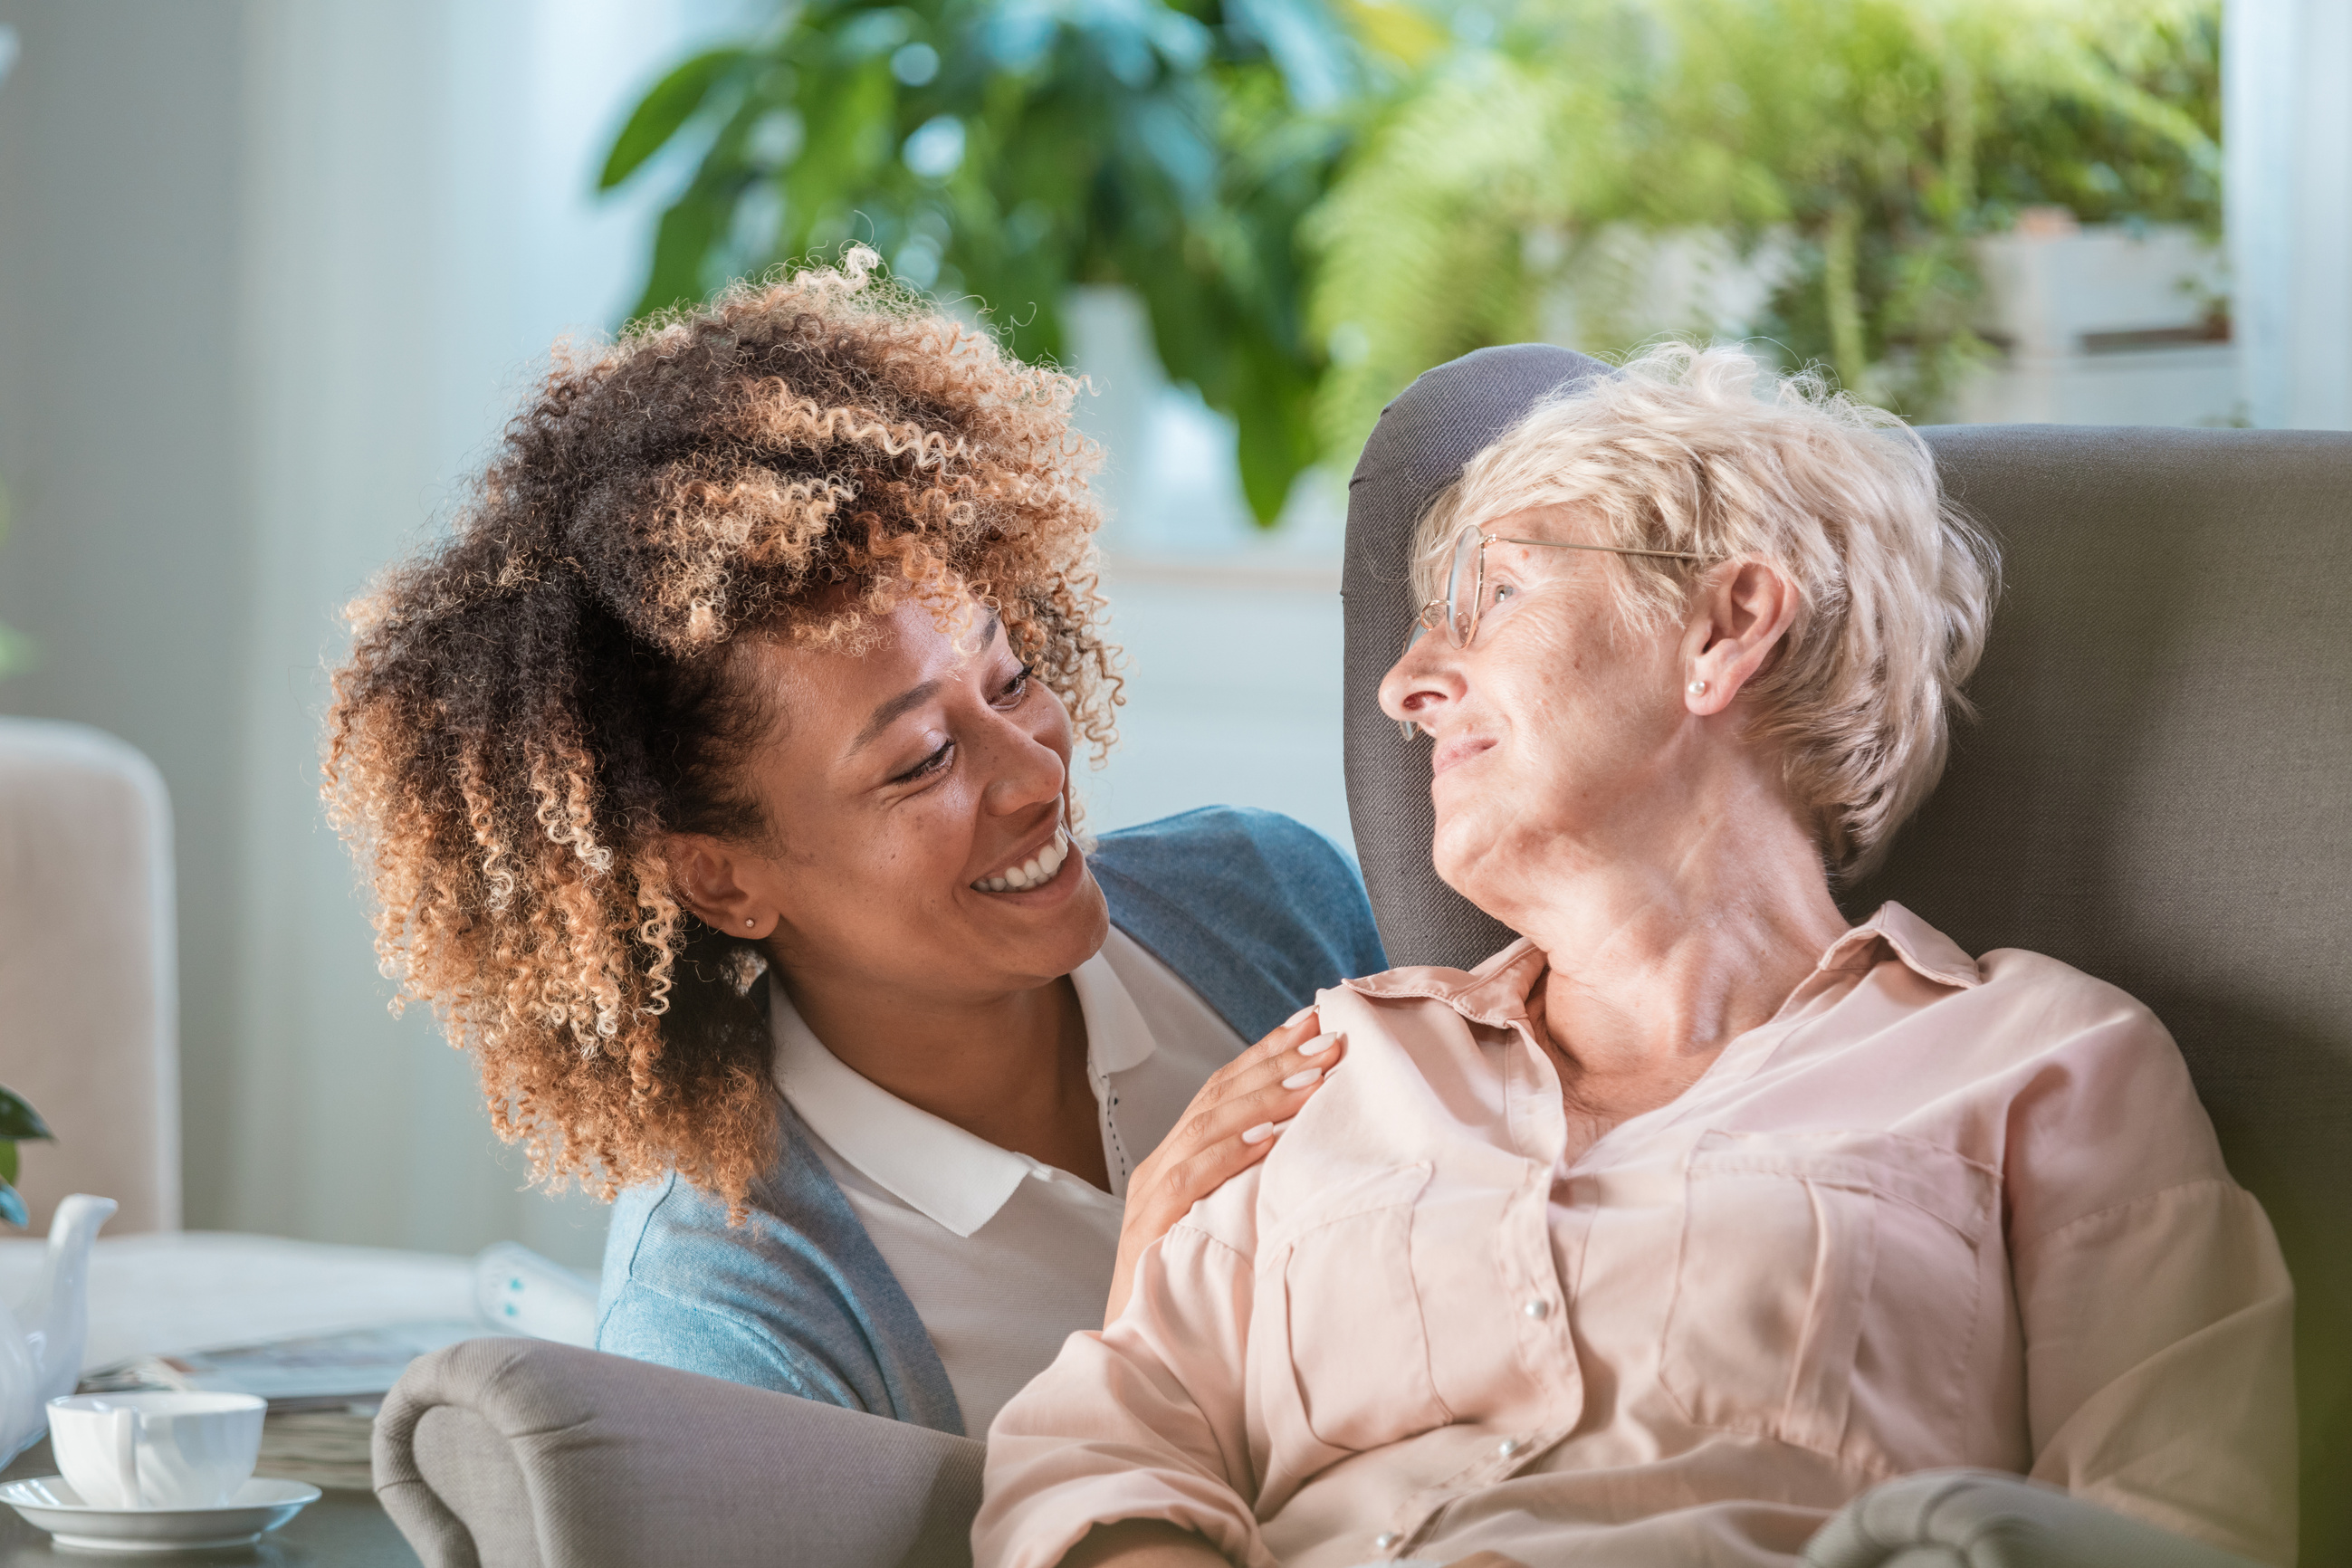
[1411,342,2000,876]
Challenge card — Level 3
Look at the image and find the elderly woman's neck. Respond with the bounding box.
[1510,789,1850,1093]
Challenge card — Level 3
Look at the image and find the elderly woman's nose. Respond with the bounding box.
[1380,639,1461,731]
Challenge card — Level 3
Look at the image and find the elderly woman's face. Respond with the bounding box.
[1378,510,1697,902]
[689,594,1109,1002]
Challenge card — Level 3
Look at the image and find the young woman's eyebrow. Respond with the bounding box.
[848,612,1005,753]
[850,679,942,754]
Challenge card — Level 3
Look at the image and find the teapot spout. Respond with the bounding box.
[23,1195,116,1404]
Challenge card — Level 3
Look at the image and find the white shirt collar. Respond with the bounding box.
[770,947,1161,1238]
[1067,946,1158,1076]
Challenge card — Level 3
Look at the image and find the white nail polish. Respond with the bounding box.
[1267,1119,1293,1135]
[1298,1032,1340,1056]
[1282,1068,1322,1090]
[1284,1005,1316,1027]
[1241,1122,1277,1145]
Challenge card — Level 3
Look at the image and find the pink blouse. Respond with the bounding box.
[976,904,2296,1568]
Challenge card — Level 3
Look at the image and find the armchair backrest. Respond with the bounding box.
[1340,372,2351,1563]
[0,718,180,1233]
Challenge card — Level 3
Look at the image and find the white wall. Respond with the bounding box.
[2226,0,2352,429]
[1061,284,1354,847]
[1083,565,1351,847]
[0,1,253,1239]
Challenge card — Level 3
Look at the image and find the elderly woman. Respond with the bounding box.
[322,256,1383,1439]
[974,345,2296,1567]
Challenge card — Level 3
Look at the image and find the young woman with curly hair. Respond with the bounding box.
[322,253,1385,1437]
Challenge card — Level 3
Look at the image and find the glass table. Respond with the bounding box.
[0,1435,418,1564]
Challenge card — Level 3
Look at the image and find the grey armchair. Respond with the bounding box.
[376,409,2345,1568]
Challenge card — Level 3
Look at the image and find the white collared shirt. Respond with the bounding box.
[770,926,1246,1434]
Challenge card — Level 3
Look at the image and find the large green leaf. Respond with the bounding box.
[599,48,756,190]
[0,1085,51,1143]
[1229,339,1317,525]
[0,1141,17,1189]
[628,188,741,322]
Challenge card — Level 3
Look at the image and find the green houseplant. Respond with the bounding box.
[599,0,1363,524]
[1306,0,2221,453]
[607,0,2222,528]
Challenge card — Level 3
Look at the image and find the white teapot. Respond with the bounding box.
[0,1195,116,1464]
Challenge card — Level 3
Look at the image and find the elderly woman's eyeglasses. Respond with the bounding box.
[1395,524,1711,740]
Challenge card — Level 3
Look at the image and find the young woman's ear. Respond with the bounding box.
[663,835,772,940]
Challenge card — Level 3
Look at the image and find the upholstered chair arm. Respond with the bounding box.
[1804,1470,2271,1568]
[372,1337,984,1568]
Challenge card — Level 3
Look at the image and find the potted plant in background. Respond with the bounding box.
[0,1086,51,1229]
[1306,0,2223,453]
[599,0,1367,526]
[607,0,2224,518]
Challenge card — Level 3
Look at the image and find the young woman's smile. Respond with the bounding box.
[968,816,1076,897]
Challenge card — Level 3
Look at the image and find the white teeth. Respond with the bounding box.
[971,827,1069,894]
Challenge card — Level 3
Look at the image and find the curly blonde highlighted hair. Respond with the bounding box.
[324,254,1117,1211]
[1414,342,1999,876]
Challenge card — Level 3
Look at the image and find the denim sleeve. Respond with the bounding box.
[595,1157,964,1431]
[596,1276,849,1403]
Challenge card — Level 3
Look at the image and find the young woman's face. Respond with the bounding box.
[712,594,1110,1005]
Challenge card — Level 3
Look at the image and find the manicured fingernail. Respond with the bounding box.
[1282,1068,1323,1090]
[1267,1119,1293,1135]
[1285,1005,1317,1027]
[1241,1121,1277,1144]
[1298,1031,1340,1056]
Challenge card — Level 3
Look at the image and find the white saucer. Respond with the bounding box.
[0,1476,321,1553]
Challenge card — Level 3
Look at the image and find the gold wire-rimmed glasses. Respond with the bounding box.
[1395,524,1713,739]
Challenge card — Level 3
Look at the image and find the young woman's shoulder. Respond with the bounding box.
[1093,805,1358,884]
[596,1154,963,1432]
[1089,808,1388,1039]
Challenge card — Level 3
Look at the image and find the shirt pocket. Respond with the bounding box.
[1268,1161,1452,1457]
[1658,1129,1997,1473]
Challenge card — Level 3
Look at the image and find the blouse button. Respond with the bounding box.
[1497,1437,1523,1458]
[1373,1532,1401,1550]
[1523,1298,1552,1319]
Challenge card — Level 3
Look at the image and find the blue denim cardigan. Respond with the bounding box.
[595,807,1389,1438]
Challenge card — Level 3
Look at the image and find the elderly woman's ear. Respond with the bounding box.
[1679,559,1802,718]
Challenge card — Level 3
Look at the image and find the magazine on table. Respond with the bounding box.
[76,1241,594,1411]
[81,1320,491,1412]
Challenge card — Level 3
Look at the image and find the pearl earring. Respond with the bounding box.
[1688,679,1708,695]
[744,917,756,930]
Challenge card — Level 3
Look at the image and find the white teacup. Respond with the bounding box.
[47,1392,265,1510]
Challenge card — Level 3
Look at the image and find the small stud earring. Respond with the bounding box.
[744,917,757,930]
[1688,679,1708,695]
